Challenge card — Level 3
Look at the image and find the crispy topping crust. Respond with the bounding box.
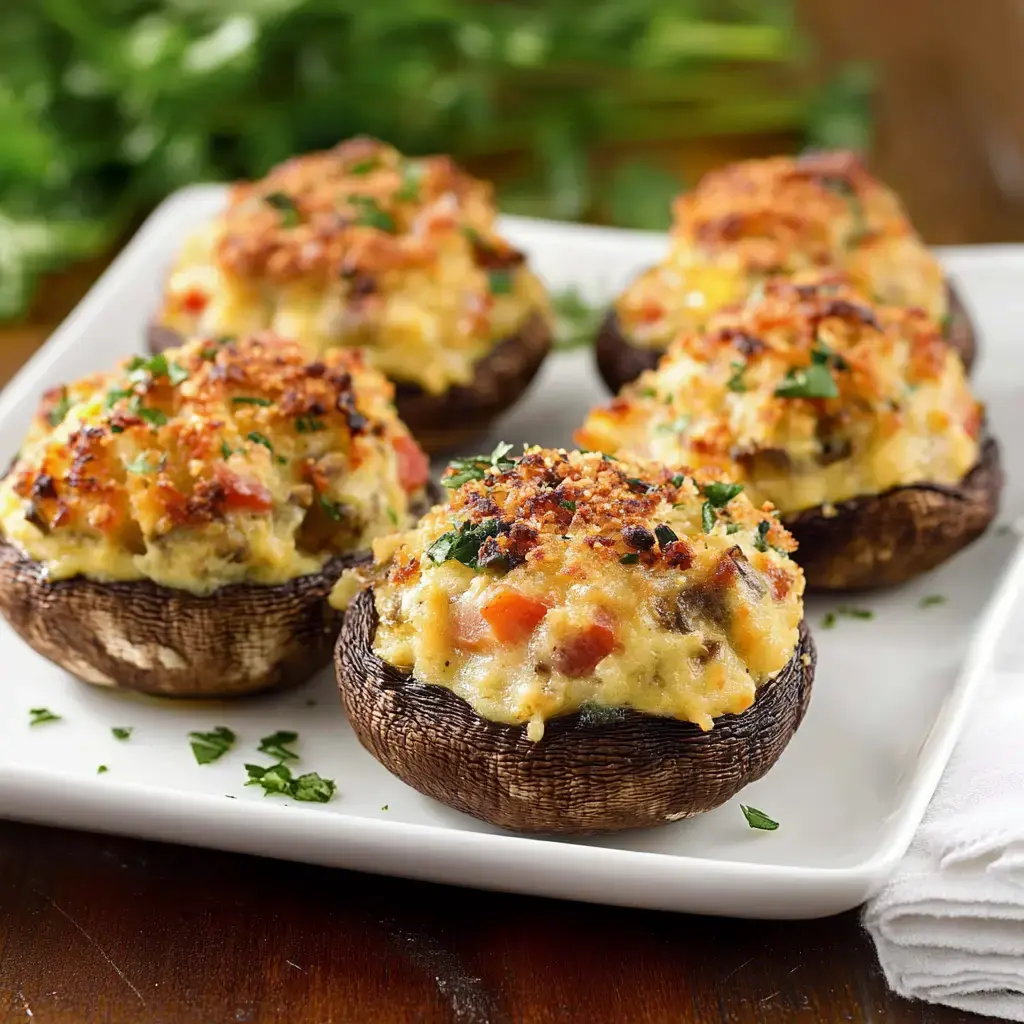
[216,137,521,284]
[2,334,427,578]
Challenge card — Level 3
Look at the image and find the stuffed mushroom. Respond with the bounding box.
[335,446,814,834]
[0,334,431,696]
[151,137,552,452]
[597,150,976,393]
[580,274,1001,590]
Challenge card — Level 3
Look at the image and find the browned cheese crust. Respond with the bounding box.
[336,588,814,834]
[597,280,978,395]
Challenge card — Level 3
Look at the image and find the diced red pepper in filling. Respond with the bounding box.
[480,588,549,645]
[393,434,430,492]
[180,287,209,315]
[216,467,273,513]
[551,622,618,678]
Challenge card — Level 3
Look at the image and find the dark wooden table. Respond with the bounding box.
[0,276,990,1024]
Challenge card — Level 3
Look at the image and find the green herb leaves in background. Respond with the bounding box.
[0,3,871,319]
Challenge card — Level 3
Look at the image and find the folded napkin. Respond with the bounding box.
[865,662,1024,1021]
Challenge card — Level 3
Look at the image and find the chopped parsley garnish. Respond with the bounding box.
[381,804,389,811]
[701,502,716,533]
[702,482,743,507]
[426,518,501,569]
[127,353,188,386]
[637,387,657,399]
[105,387,134,409]
[753,520,771,552]
[349,159,379,175]
[221,441,235,460]
[97,765,109,775]
[246,431,274,455]
[112,727,132,741]
[920,594,947,609]
[47,387,71,427]
[619,552,640,565]
[125,453,165,474]
[823,605,874,626]
[395,160,426,202]
[386,507,398,525]
[319,494,346,522]
[559,499,577,512]
[656,416,690,435]
[245,763,336,803]
[726,361,748,393]
[838,605,874,620]
[774,359,839,400]
[741,804,779,831]
[487,269,514,295]
[295,416,325,433]
[443,442,515,488]
[669,473,687,488]
[264,191,301,227]
[350,196,396,232]
[29,707,60,726]
[231,396,272,407]
[257,730,299,762]
[726,523,741,534]
[126,394,168,426]
[654,523,678,548]
[189,726,236,765]
[625,477,656,494]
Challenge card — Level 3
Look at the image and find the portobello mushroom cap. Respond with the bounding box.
[0,484,440,697]
[784,435,1002,590]
[336,588,816,835]
[595,281,978,395]
[150,311,552,456]
[0,537,358,697]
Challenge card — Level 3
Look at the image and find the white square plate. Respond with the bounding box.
[0,187,1021,919]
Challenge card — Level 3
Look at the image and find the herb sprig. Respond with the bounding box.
[189,726,236,765]
[443,442,515,488]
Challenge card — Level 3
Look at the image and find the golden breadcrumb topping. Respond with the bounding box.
[580,274,982,514]
[355,446,804,738]
[0,334,430,593]
[155,138,549,394]
[617,150,948,349]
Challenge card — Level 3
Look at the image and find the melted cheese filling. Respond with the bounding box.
[617,238,948,352]
[579,349,979,514]
[370,495,803,739]
[161,223,548,395]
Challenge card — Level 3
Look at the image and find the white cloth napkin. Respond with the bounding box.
[864,664,1024,1021]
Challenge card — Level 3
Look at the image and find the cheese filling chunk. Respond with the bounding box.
[579,275,982,514]
[617,150,949,350]
[348,447,805,739]
[0,334,430,593]
[154,138,549,395]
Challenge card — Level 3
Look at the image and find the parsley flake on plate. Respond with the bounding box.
[245,763,336,803]
[189,726,236,765]
[741,804,779,831]
[258,730,299,762]
[29,707,61,726]
[112,727,132,741]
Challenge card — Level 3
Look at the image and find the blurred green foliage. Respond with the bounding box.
[0,1,871,319]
